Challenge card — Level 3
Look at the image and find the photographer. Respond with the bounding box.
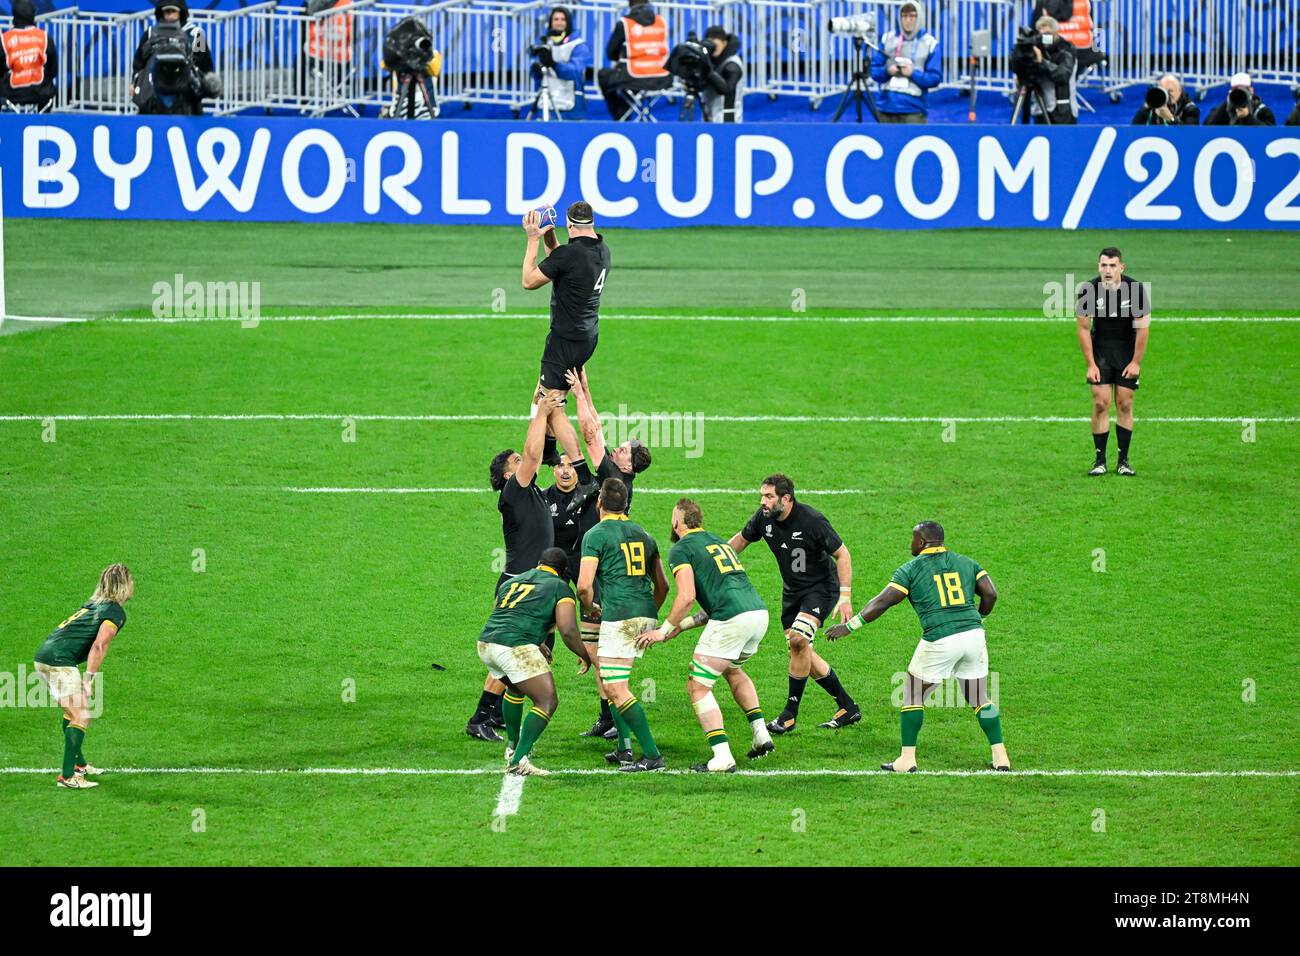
[1,0,57,112]
[868,1,939,123]
[699,25,743,122]
[1204,73,1276,126]
[1019,15,1076,125]
[131,1,217,115]
[380,15,441,119]
[1132,73,1199,126]
[531,6,590,118]
[598,0,670,120]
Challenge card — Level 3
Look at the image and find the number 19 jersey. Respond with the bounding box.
[580,515,659,621]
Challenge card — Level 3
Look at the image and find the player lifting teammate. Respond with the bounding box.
[576,477,669,771]
[727,474,860,734]
[521,201,611,510]
[827,521,1009,773]
[639,499,774,772]
[467,392,569,741]
[32,564,134,789]
[478,547,591,776]
[1077,247,1150,476]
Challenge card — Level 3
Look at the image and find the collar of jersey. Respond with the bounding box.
[919,546,947,554]
[600,513,629,522]
[536,565,560,576]
[678,527,704,537]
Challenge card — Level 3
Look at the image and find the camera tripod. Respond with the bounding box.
[1010,80,1051,124]
[526,80,563,121]
[386,72,438,119]
[678,81,704,121]
[832,35,880,123]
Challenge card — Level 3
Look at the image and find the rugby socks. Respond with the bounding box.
[61,717,85,766]
[502,692,526,749]
[62,723,87,780]
[814,668,855,710]
[973,702,1004,745]
[744,706,771,745]
[599,697,612,721]
[511,706,551,764]
[471,689,501,724]
[610,705,633,752]
[900,706,925,746]
[1092,430,1109,461]
[785,675,809,715]
[616,697,660,758]
[1116,425,1133,461]
[705,727,733,765]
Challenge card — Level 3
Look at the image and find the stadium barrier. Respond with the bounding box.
[1,1,1296,117]
[4,114,1297,230]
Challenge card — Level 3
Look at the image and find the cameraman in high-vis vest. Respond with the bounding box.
[598,0,670,120]
[1,0,57,112]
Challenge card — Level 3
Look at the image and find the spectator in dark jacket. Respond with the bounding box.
[598,0,670,120]
[1132,74,1199,126]
[1024,15,1076,125]
[1204,73,1276,126]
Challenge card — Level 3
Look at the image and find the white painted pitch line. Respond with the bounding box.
[284,487,871,496]
[493,773,526,820]
[2,414,1296,424]
[94,312,1300,324]
[1,766,1297,778]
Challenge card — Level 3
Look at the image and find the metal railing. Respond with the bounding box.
[1,0,1295,117]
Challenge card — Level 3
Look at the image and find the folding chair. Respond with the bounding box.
[618,81,670,121]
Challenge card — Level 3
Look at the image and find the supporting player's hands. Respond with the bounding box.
[540,643,553,663]
[1121,361,1140,379]
[522,209,554,239]
[1085,363,1101,384]
[835,597,853,625]
[576,652,591,676]
[824,622,851,641]
[635,629,666,650]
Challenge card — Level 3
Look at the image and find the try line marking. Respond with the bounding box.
[2,414,1296,424]
[1,767,1296,778]
[8,312,1300,325]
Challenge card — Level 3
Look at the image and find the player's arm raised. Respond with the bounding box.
[514,394,555,487]
[976,571,998,617]
[83,619,119,694]
[521,210,554,290]
[566,367,606,466]
[825,582,907,640]
[554,598,591,674]
[637,564,697,648]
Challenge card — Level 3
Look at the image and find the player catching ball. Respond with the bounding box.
[33,564,134,789]
[827,522,1010,773]
[638,499,774,773]
[521,200,611,509]
[478,547,591,777]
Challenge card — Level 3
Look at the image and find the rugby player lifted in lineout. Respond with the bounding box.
[521,200,612,514]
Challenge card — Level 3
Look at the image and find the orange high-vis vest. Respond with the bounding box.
[2,27,48,88]
[307,0,353,63]
[1056,0,1094,49]
[622,15,668,77]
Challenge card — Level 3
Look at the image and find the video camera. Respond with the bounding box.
[384,16,435,75]
[666,32,713,93]
[134,21,220,113]
[1010,26,1045,86]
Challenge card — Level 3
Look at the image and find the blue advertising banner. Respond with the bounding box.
[3,115,1298,229]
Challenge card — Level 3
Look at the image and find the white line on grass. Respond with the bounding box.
[1,766,1296,778]
[493,773,525,821]
[284,487,869,495]
[98,313,1300,324]
[2,414,1296,424]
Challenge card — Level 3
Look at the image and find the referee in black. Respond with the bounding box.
[727,474,860,734]
[1076,247,1150,476]
[522,200,612,512]
[466,394,565,741]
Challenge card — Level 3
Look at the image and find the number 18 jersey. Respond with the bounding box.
[888,547,987,642]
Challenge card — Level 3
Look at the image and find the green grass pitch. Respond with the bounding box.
[0,220,1297,866]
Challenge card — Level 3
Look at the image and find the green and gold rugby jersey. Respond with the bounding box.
[888,547,987,642]
[667,529,765,622]
[580,514,660,621]
[479,566,576,648]
[35,601,126,667]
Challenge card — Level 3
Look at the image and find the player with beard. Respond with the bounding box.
[466,391,570,741]
[727,474,860,734]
